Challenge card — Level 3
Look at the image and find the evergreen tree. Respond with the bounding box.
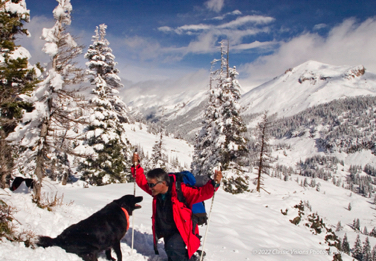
[370,227,376,237]
[0,0,39,188]
[341,233,350,255]
[78,24,131,185]
[363,237,371,261]
[220,65,248,170]
[6,0,85,201]
[353,218,360,230]
[84,24,131,124]
[336,221,343,232]
[191,40,248,193]
[371,245,376,261]
[151,130,166,170]
[191,53,225,176]
[352,235,363,261]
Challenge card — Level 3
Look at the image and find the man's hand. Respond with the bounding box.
[214,169,222,184]
[132,153,140,166]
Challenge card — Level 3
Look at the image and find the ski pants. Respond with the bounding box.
[164,233,198,261]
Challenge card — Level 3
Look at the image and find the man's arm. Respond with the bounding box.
[131,163,152,196]
[182,170,222,207]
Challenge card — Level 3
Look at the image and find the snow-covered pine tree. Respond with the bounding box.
[6,0,85,201]
[191,56,224,176]
[353,218,361,230]
[352,234,363,260]
[336,221,342,232]
[370,227,376,237]
[84,24,131,124]
[151,130,166,170]
[221,65,248,169]
[363,237,371,261]
[364,226,369,235]
[371,245,376,261]
[192,40,248,194]
[341,233,350,254]
[78,24,132,185]
[0,0,40,188]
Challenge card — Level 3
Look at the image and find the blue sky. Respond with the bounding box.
[20,0,376,90]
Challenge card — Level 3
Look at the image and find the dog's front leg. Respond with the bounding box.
[112,242,122,261]
[105,248,116,261]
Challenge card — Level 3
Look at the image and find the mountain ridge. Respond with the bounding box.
[122,60,376,139]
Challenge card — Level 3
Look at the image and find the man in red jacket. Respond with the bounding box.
[131,153,222,261]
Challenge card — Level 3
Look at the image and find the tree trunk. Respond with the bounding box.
[257,139,264,192]
[257,118,267,192]
[33,117,49,202]
[0,130,11,189]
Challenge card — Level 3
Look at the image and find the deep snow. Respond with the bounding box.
[1,121,375,260]
[2,171,373,261]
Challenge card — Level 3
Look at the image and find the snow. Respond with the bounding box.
[50,70,64,90]
[42,42,58,57]
[240,60,376,118]
[3,0,29,21]
[3,171,370,261]
[8,47,31,60]
[2,118,376,260]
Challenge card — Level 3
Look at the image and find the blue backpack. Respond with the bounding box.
[170,171,210,226]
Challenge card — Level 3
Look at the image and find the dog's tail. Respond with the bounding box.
[37,236,56,248]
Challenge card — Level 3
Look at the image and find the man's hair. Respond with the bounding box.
[146,168,170,185]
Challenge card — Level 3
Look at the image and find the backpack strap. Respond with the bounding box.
[170,174,188,207]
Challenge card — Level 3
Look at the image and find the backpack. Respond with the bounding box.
[170,171,210,226]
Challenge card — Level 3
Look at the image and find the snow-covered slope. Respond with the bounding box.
[240,60,376,117]
[3,170,373,261]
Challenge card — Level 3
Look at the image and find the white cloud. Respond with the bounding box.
[119,68,209,101]
[158,26,173,33]
[185,31,218,54]
[313,23,327,31]
[212,10,242,20]
[205,0,225,13]
[15,15,55,65]
[240,18,376,87]
[232,40,277,51]
[170,15,275,36]
[174,24,212,34]
[155,14,275,55]
[218,15,275,29]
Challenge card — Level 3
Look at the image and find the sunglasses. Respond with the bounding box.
[147,181,163,188]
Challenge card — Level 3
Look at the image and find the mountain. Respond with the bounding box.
[124,60,376,140]
[240,60,376,118]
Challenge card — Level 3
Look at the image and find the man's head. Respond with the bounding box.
[146,168,169,196]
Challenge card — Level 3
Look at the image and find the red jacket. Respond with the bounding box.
[131,165,217,258]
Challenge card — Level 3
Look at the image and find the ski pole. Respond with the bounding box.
[200,165,221,261]
[131,149,138,254]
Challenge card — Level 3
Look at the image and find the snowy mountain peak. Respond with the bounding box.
[284,61,366,85]
[240,60,376,118]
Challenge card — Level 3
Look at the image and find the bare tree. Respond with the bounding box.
[255,111,274,193]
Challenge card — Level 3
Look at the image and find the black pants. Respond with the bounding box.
[164,233,198,261]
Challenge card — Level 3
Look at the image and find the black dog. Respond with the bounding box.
[37,195,143,261]
[10,177,34,191]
